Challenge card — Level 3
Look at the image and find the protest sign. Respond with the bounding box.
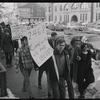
[11,25,21,40]
[26,23,53,67]
[11,24,27,40]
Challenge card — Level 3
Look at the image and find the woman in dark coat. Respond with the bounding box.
[76,43,95,99]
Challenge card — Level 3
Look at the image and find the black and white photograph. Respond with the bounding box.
[0,2,100,99]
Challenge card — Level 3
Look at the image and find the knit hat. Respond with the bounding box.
[55,36,65,46]
[51,32,57,37]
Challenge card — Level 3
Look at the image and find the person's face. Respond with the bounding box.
[52,35,57,40]
[82,45,89,52]
[21,39,28,46]
[75,40,81,47]
[56,42,65,53]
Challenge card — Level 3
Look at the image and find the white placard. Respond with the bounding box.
[26,23,53,67]
[11,24,27,40]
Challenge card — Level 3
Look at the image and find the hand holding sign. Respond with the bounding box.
[26,23,53,67]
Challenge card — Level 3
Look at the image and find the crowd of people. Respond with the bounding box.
[0,21,99,99]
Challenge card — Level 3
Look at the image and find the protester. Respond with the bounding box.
[48,32,57,49]
[1,28,13,67]
[5,23,12,38]
[0,24,4,49]
[12,39,19,55]
[76,43,95,99]
[46,37,74,99]
[14,36,36,99]
[38,32,57,98]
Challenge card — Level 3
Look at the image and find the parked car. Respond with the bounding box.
[67,22,84,31]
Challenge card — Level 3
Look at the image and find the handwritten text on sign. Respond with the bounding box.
[26,23,53,67]
[11,24,27,40]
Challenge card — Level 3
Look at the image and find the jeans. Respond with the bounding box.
[38,66,52,98]
[20,66,33,98]
[4,52,12,65]
[50,77,66,99]
[50,76,74,99]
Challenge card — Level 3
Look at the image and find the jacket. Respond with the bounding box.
[15,46,34,69]
[1,34,13,52]
[46,49,70,82]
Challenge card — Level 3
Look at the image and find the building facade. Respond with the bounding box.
[16,3,45,23]
[50,2,100,23]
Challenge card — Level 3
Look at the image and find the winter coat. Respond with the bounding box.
[45,49,70,82]
[1,34,13,52]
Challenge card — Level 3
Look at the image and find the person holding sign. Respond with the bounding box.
[14,36,37,99]
[38,32,57,98]
[46,37,74,99]
[1,28,13,67]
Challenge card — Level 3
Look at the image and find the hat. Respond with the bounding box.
[4,28,10,33]
[55,36,65,46]
[51,32,57,37]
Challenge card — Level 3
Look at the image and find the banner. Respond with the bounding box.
[26,23,53,67]
[11,24,27,40]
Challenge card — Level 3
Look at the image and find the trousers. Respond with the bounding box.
[20,66,33,98]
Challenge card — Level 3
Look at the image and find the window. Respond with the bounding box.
[60,15,62,21]
[49,7,51,12]
[55,6,57,11]
[64,4,69,11]
[68,15,69,21]
[80,3,88,9]
[71,3,78,9]
[83,14,84,21]
[96,3,100,7]
[66,15,67,21]
[96,13,98,21]
[49,16,51,22]
[64,15,66,21]
[55,16,57,21]
[96,3,98,7]
[99,13,100,20]
[80,14,82,20]
[60,5,62,11]
[85,14,87,20]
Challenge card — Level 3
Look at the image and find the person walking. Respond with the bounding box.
[76,43,95,99]
[14,36,36,99]
[38,32,57,98]
[46,37,74,99]
[1,28,13,67]
[48,32,57,49]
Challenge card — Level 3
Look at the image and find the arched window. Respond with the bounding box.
[64,4,69,11]
[71,3,78,9]
[80,3,88,9]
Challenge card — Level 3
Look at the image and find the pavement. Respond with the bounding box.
[0,50,72,99]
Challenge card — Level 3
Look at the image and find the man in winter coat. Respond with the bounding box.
[1,28,13,67]
[46,37,74,99]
